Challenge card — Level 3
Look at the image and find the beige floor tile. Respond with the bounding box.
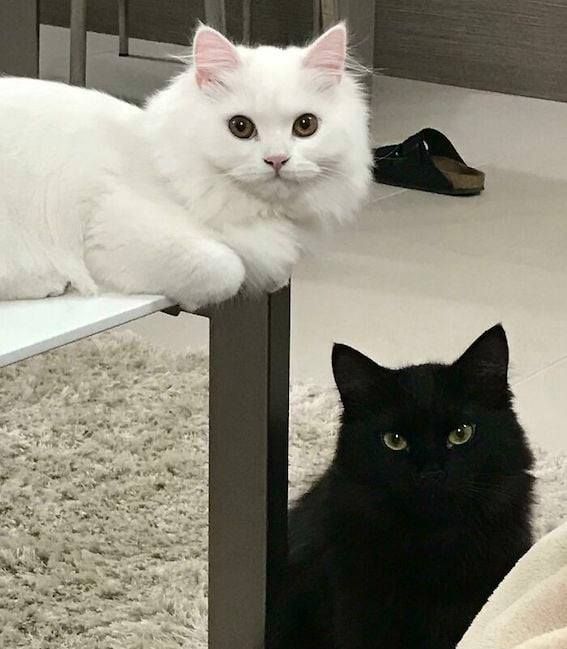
[514,359,567,453]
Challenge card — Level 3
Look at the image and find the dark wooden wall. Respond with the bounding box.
[41,0,207,44]
[373,0,567,102]
[40,0,314,46]
[41,1,566,101]
[0,0,39,77]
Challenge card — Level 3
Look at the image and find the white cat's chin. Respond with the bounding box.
[242,180,293,205]
[231,168,322,205]
[228,174,288,202]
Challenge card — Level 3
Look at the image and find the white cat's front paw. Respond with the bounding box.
[224,221,301,294]
[175,240,245,311]
[250,265,293,294]
[0,273,70,300]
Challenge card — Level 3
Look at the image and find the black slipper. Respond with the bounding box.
[372,128,485,196]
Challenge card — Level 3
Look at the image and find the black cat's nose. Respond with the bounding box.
[419,468,447,484]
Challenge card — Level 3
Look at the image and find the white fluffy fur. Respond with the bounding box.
[0,24,371,309]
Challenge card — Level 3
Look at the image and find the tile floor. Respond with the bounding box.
[40,26,567,453]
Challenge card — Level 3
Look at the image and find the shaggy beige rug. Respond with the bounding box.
[0,333,565,649]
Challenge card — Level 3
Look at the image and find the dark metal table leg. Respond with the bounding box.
[208,285,290,649]
[0,0,39,77]
[69,0,87,86]
[118,0,129,56]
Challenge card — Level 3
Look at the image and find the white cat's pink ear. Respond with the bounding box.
[304,23,347,81]
[193,25,240,88]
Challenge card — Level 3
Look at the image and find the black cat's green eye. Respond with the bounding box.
[228,115,257,139]
[292,113,318,137]
[447,424,476,447]
[382,433,408,452]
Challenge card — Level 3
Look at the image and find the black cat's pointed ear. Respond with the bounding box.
[332,343,390,409]
[455,324,511,406]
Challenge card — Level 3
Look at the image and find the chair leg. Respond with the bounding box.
[313,0,322,34]
[204,0,226,32]
[320,0,338,30]
[118,0,129,57]
[242,0,252,43]
[207,285,290,649]
[69,0,87,86]
[322,0,375,98]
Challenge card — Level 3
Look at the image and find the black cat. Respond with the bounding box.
[268,325,534,649]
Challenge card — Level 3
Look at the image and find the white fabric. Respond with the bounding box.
[459,521,567,649]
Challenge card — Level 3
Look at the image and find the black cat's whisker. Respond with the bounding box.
[462,482,521,505]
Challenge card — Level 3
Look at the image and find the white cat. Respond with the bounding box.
[0,23,371,310]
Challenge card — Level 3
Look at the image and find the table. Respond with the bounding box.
[1,3,294,645]
[0,288,291,649]
[0,294,174,368]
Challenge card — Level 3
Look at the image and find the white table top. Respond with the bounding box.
[0,294,174,368]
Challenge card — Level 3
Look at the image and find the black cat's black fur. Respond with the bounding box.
[268,325,534,649]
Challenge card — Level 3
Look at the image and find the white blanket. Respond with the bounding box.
[458,520,567,649]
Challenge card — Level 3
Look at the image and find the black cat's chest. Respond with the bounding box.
[329,531,493,649]
[329,508,506,608]
[333,524,475,592]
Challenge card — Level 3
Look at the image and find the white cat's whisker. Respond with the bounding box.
[318,164,354,180]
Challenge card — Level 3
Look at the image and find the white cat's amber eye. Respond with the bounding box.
[382,433,408,452]
[292,113,318,137]
[447,424,476,447]
[228,115,257,139]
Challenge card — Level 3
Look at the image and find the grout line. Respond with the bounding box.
[370,187,408,203]
[512,353,567,388]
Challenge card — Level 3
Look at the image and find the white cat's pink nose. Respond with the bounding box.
[263,155,290,173]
